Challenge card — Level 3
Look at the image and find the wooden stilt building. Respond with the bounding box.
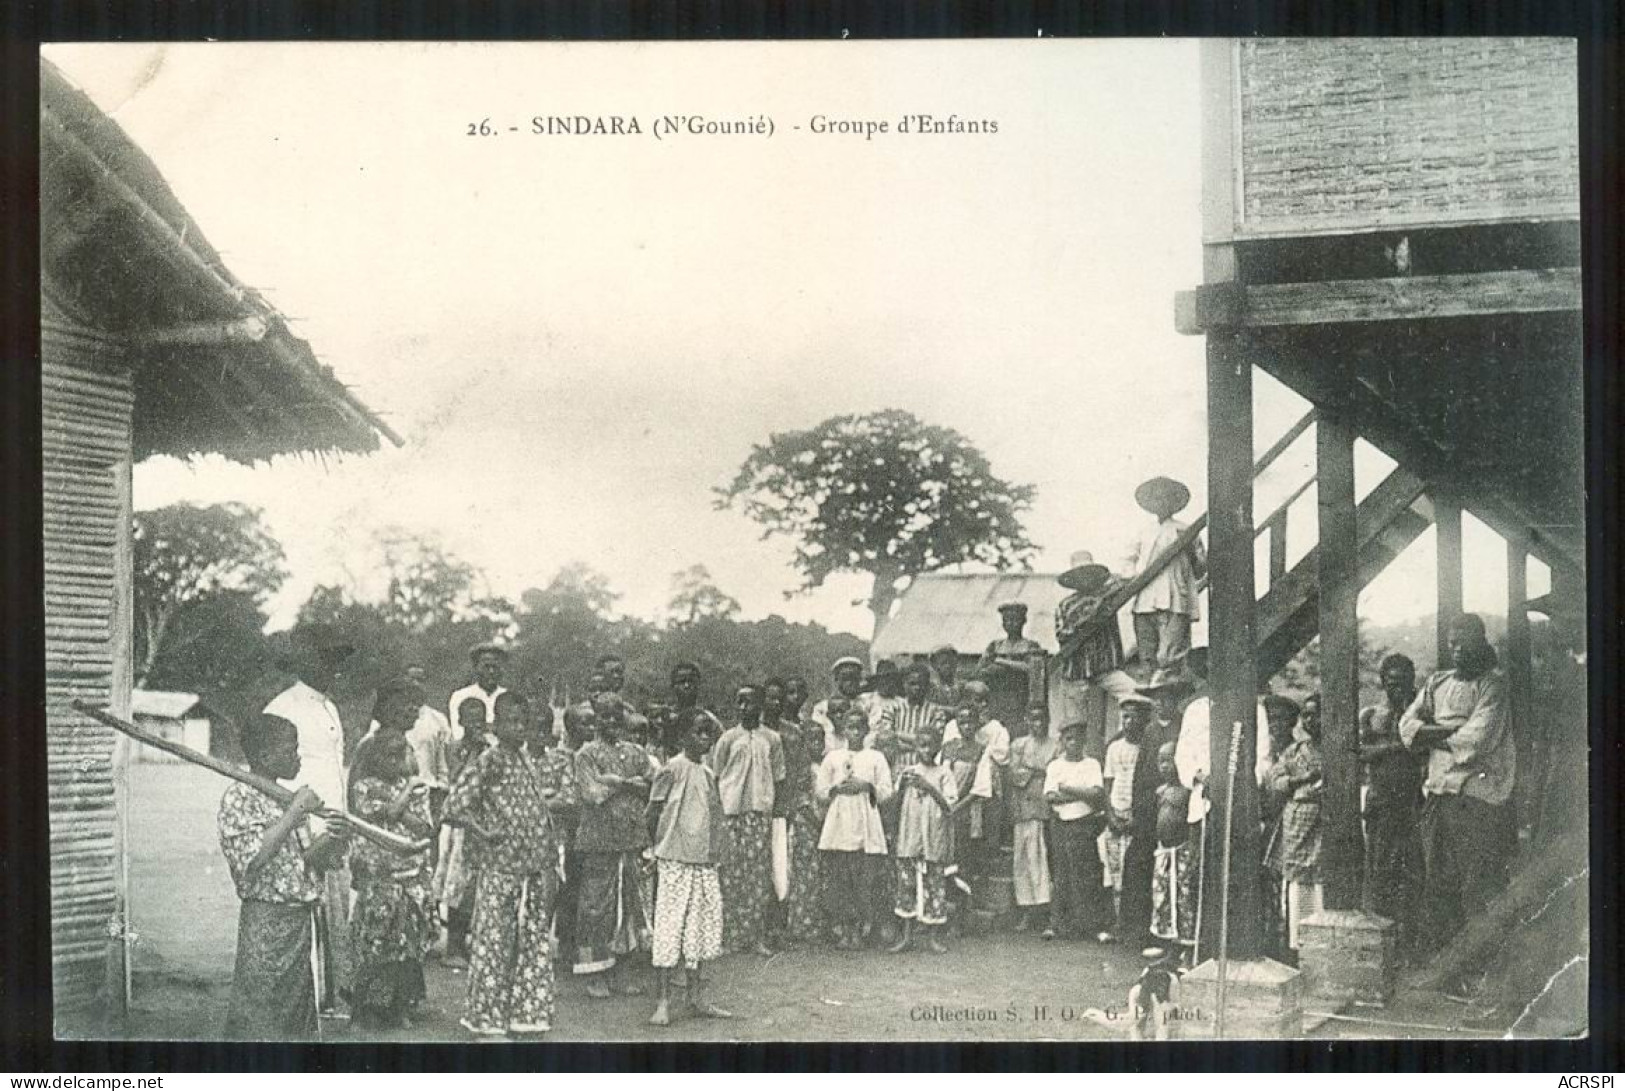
[1173,39,1582,987]
[40,59,401,1030]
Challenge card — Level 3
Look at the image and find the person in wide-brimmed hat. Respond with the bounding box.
[1054,551,1141,750]
[1127,476,1207,678]
[810,655,869,755]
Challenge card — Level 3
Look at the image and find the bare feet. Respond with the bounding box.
[585,977,612,999]
[619,980,647,996]
[888,933,913,954]
[694,1001,735,1019]
[649,1001,671,1026]
[927,935,949,954]
[753,941,775,957]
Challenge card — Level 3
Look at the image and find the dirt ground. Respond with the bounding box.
[101,762,1573,1044]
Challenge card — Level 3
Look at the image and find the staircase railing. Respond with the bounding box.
[1054,407,1317,664]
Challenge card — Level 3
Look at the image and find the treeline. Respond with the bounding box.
[136,504,863,760]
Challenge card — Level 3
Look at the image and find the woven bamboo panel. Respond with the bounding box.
[1233,39,1579,238]
[42,323,130,1012]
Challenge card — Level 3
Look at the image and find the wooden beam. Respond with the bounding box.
[1176,268,1581,334]
[1267,510,1289,588]
[1435,494,1464,672]
[1199,39,1240,247]
[1316,413,1363,910]
[137,316,269,348]
[1201,331,1264,960]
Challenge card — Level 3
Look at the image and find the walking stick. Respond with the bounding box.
[1214,717,1243,1040]
[74,701,432,856]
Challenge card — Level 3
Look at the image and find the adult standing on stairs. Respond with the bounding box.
[1127,476,1206,678]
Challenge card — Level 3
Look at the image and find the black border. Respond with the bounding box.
[3,0,1619,1074]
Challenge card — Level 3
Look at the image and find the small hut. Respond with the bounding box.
[41,58,401,1027]
[128,691,213,763]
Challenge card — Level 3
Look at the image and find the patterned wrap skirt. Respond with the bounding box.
[893,857,949,926]
[573,850,651,974]
[1151,841,1198,944]
[465,869,557,1033]
[719,811,773,953]
[784,806,825,941]
[225,900,318,1041]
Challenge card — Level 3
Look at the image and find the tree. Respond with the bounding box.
[133,503,287,685]
[666,564,741,627]
[716,409,1037,637]
[373,528,513,633]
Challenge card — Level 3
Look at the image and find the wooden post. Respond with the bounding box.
[108,453,133,1021]
[1505,539,1534,841]
[1201,330,1264,961]
[1316,414,1363,910]
[1434,494,1464,671]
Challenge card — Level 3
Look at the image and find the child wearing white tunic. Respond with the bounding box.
[815,709,894,949]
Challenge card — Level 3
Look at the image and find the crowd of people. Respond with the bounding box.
[209,474,1522,1040]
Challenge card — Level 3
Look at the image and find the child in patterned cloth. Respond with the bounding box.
[889,718,958,953]
[1150,742,1197,960]
[1097,696,1151,943]
[646,710,737,1026]
[348,730,437,1028]
[218,714,352,1040]
[444,691,561,1038]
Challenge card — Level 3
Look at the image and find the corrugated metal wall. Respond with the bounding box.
[42,296,132,1016]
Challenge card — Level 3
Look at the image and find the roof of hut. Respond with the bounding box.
[39,59,403,463]
[870,571,1072,664]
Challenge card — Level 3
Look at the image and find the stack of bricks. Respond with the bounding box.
[1296,909,1397,1009]
[1179,958,1303,1039]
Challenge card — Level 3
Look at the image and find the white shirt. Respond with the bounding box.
[263,680,347,829]
[1175,696,1272,822]
[447,682,507,741]
[969,719,1011,799]
[1128,518,1204,618]
[1043,756,1104,821]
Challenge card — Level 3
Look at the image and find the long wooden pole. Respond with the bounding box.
[73,702,430,857]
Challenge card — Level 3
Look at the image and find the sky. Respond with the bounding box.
[45,41,1547,639]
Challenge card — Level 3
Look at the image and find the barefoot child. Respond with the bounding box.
[445,692,561,1037]
[1150,742,1197,961]
[889,718,957,953]
[816,705,893,950]
[646,710,736,1026]
[218,714,352,1040]
[348,731,437,1028]
[1044,721,1109,940]
[1097,697,1150,942]
[573,694,654,997]
[436,696,492,966]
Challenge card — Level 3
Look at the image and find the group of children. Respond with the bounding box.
[215,645,1356,1042]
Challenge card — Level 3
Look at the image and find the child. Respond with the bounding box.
[573,693,654,997]
[646,710,736,1026]
[435,696,492,966]
[1150,742,1197,961]
[1098,697,1150,943]
[444,692,561,1037]
[889,718,958,953]
[815,704,894,950]
[1264,693,1325,958]
[528,697,578,947]
[1043,721,1109,941]
[218,714,351,1040]
[348,732,437,1028]
[1008,702,1058,935]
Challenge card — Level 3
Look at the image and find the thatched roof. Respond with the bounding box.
[40,59,402,463]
